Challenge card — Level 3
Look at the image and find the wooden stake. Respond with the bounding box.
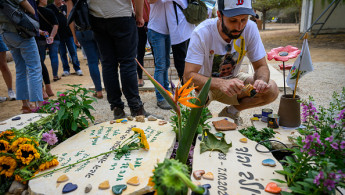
[293,71,301,98]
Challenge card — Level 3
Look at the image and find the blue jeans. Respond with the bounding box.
[59,36,80,72]
[76,30,102,92]
[1,32,43,102]
[37,39,60,77]
[147,29,171,102]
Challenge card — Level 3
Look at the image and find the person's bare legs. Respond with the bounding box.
[45,84,54,96]
[0,51,13,90]
[234,77,279,111]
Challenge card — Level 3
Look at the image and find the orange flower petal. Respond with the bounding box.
[178,77,193,95]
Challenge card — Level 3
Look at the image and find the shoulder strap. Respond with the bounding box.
[173,1,183,25]
[37,9,53,27]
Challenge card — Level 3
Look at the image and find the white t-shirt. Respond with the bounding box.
[88,0,133,18]
[147,0,169,35]
[185,18,266,78]
[162,0,195,45]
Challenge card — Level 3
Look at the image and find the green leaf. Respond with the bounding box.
[71,121,77,131]
[58,107,65,120]
[83,100,93,105]
[275,170,293,177]
[67,102,73,108]
[296,181,313,188]
[271,179,287,183]
[200,129,232,154]
[73,108,80,119]
[81,117,88,126]
[175,78,211,164]
[281,191,293,195]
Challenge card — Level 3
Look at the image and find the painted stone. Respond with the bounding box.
[115,119,123,123]
[239,138,248,143]
[62,183,77,193]
[112,184,127,195]
[129,162,134,170]
[198,136,202,141]
[147,115,157,121]
[262,159,276,167]
[121,119,128,123]
[12,116,21,121]
[127,176,140,186]
[158,120,167,126]
[56,175,69,183]
[28,120,176,194]
[191,117,287,194]
[212,119,237,131]
[127,116,134,121]
[215,132,224,139]
[84,184,92,193]
[202,184,211,189]
[202,172,214,180]
[265,182,281,194]
[98,180,110,190]
[110,120,116,124]
[193,170,205,180]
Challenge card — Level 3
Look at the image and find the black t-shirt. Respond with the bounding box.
[47,4,72,40]
[37,6,60,41]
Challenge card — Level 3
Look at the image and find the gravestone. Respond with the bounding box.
[0,113,50,132]
[28,119,176,195]
[191,117,288,195]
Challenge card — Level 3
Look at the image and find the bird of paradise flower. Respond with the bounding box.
[135,59,211,164]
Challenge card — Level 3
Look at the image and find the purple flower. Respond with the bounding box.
[330,123,337,128]
[336,109,345,121]
[51,107,55,111]
[42,129,58,145]
[63,100,66,103]
[314,171,324,185]
[308,149,316,156]
[54,102,60,106]
[325,136,334,142]
[55,106,60,110]
[42,100,50,105]
[340,141,345,150]
[59,93,66,97]
[313,133,321,144]
[331,142,339,150]
[324,179,336,191]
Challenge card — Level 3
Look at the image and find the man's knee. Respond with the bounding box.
[265,80,279,103]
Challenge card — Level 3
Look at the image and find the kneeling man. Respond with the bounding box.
[183,0,279,125]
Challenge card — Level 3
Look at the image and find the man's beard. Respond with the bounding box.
[221,17,244,40]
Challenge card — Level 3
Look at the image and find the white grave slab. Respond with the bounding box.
[191,117,287,195]
[0,113,50,132]
[29,120,176,195]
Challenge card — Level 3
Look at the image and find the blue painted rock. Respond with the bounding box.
[12,116,21,121]
[262,158,276,167]
[202,184,211,189]
[62,183,78,193]
[112,184,127,195]
[215,132,224,139]
[191,185,210,195]
[198,136,202,141]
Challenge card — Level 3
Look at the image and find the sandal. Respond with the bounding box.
[53,76,61,82]
[138,80,145,87]
[21,106,32,114]
[93,93,103,99]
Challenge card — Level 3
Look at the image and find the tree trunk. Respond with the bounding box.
[262,11,267,30]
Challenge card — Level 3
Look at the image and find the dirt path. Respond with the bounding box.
[1,23,344,122]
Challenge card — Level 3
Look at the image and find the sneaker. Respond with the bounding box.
[8,90,16,101]
[130,106,151,117]
[62,71,70,76]
[76,70,83,76]
[157,100,172,110]
[218,106,243,126]
[113,107,126,119]
[0,96,7,103]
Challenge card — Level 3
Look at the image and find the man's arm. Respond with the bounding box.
[65,0,80,46]
[148,0,158,4]
[251,57,271,93]
[184,62,244,97]
[19,0,35,15]
[134,0,144,27]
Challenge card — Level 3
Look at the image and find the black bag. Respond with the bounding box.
[67,0,91,31]
[0,0,40,38]
[173,0,208,25]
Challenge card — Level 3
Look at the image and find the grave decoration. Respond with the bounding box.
[28,120,176,194]
[136,59,211,164]
[0,113,49,132]
[273,89,345,194]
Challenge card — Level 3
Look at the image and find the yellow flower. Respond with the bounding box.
[39,158,59,171]
[14,174,27,184]
[15,144,40,165]
[169,77,202,108]
[0,130,15,140]
[0,156,17,177]
[0,140,10,153]
[131,128,149,150]
[11,137,37,152]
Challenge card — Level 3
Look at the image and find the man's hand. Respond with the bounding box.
[253,79,271,93]
[136,16,144,27]
[73,36,80,47]
[219,78,244,97]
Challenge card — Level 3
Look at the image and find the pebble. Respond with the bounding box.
[98,180,110,190]
[129,162,134,170]
[85,184,92,193]
[240,138,248,143]
[127,116,134,121]
[158,120,167,125]
[115,119,123,123]
[127,176,140,186]
[57,174,69,183]
[9,181,25,194]
[112,184,127,195]
[110,120,115,124]
[215,132,224,139]
[265,182,281,194]
[147,115,157,121]
[202,172,214,180]
[62,183,78,193]
[12,116,21,121]
[193,170,205,180]
[135,115,145,122]
[262,159,276,167]
[202,184,211,189]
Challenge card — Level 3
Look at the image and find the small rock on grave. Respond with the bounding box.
[98,180,110,190]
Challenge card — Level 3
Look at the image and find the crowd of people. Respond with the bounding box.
[1,0,278,124]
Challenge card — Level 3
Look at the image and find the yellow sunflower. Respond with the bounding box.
[0,140,10,153]
[0,130,15,140]
[0,156,17,177]
[11,137,33,152]
[14,174,27,184]
[15,144,40,165]
[39,158,59,171]
[131,128,149,150]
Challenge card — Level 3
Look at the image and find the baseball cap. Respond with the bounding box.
[218,0,256,18]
